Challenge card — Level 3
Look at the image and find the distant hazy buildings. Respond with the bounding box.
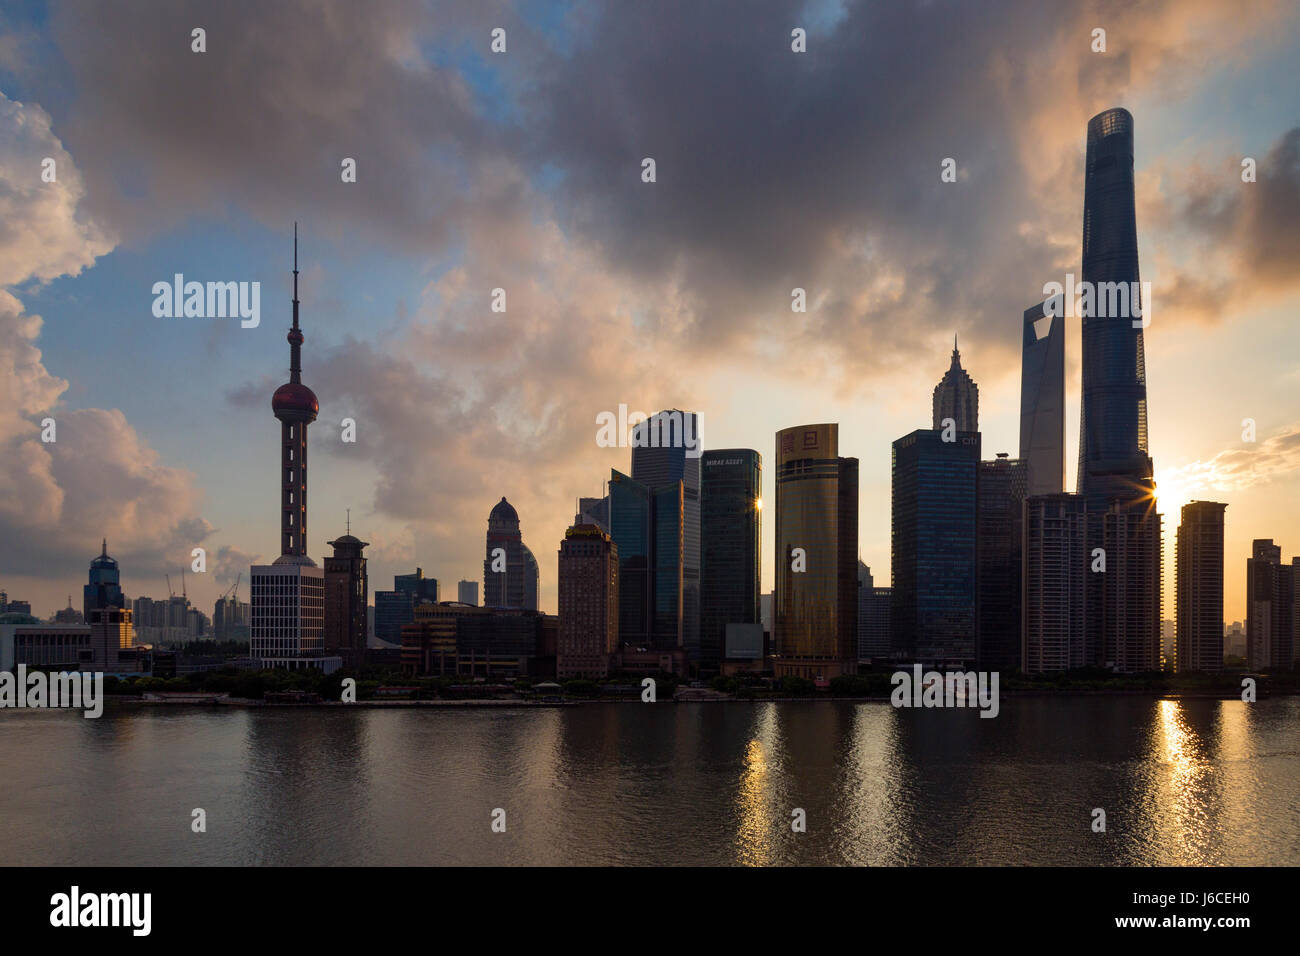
[324,527,369,668]
[631,410,701,662]
[1,592,33,616]
[977,454,1028,671]
[1020,300,1065,497]
[212,594,250,641]
[1175,501,1226,673]
[773,423,858,680]
[557,523,619,679]
[52,598,83,625]
[1246,539,1297,670]
[457,580,478,606]
[1022,494,1088,672]
[856,562,891,664]
[932,338,978,433]
[1224,621,1246,660]
[700,449,762,675]
[891,427,979,667]
[483,497,539,611]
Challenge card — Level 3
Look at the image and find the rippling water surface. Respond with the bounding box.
[1,697,1296,865]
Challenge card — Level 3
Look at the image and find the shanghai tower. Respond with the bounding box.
[1076,107,1154,506]
[1075,109,1160,672]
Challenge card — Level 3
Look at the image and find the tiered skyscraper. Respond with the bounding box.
[932,338,978,432]
[83,538,125,622]
[250,227,336,672]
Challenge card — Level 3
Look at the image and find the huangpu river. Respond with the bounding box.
[1,697,1297,866]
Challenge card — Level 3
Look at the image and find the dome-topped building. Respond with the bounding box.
[489,496,520,528]
[483,497,539,611]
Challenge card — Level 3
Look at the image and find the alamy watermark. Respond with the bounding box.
[1042,273,1152,329]
[151,274,260,328]
[0,666,103,718]
[891,665,999,718]
[50,886,150,936]
[595,405,702,458]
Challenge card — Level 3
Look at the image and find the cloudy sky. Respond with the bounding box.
[3,0,1299,624]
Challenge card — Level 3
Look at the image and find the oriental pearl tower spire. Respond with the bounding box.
[270,224,320,565]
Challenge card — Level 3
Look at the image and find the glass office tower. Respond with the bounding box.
[609,470,653,645]
[891,428,980,666]
[700,449,762,673]
[631,410,700,660]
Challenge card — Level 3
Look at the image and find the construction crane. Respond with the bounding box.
[219,572,242,603]
[166,574,174,599]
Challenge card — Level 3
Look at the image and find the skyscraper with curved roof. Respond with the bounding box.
[483,497,539,610]
[1077,107,1154,506]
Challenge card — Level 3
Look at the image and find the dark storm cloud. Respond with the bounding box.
[39,0,537,248]
[1143,126,1300,324]
[29,0,1291,372]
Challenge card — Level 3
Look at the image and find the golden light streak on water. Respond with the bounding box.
[733,705,779,866]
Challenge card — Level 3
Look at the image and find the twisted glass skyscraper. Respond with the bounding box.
[1076,107,1154,505]
[1076,108,1161,672]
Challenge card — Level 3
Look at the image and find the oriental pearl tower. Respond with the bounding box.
[271,224,319,565]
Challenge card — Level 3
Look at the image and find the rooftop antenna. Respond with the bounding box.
[289,222,302,384]
[346,507,351,535]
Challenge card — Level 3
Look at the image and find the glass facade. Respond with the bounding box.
[1020,300,1065,497]
[976,456,1028,671]
[83,541,125,622]
[891,428,979,665]
[774,424,858,677]
[609,470,652,644]
[1077,107,1153,506]
[651,483,684,650]
[631,410,700,659]
[700,449,761,671]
